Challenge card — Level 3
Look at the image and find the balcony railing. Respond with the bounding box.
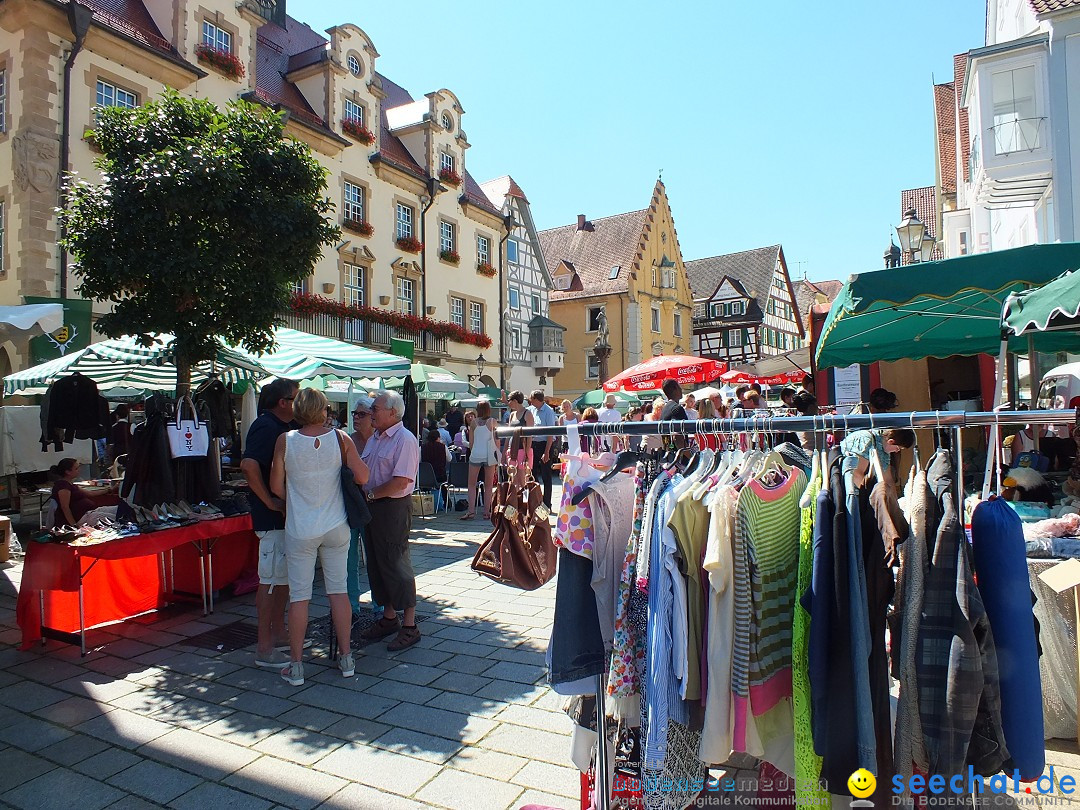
[992,116,1046,155]
[283,311,448,355]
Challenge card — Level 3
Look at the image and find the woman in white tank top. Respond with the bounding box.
[271,388,368,686]
[462,401,499,521]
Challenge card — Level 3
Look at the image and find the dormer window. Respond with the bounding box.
[441,152,455,174]
[202,21,231,53]
[554,274,571,291]
[441,111,453,131]
[731,300,744,315]
[347,54,362,77]
[344,98,364,127]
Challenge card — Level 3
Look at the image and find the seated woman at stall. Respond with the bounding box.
[420,429,450,484]
[840,428,916,487]
[50,458,96,527]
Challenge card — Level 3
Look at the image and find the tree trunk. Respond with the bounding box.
[176,353,192,398]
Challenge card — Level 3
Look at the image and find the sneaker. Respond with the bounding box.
[280,661,304,686]
[274,638,313,652]
[360,616,401,641]
[387,626,421,652]
[255,649,289,668]
[338,653,355,678]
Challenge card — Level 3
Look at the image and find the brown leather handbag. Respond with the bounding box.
[471,476,556,590]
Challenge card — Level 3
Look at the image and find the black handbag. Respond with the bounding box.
[336,430,370,529]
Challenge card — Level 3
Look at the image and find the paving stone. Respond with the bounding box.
[481,660,547,685]
[85,654,165,678]
[6,656,89,684]
[163,673,245,704]
[276,704,346,732]
[319,783,427,810]
[446,746,529,780]
[439,653,498,676]
[363,678,441,705]
[220,689,296,718]
[390,645,454,667]
[348,655,400,677]
[252,726,343,765]
[5,766,126,810]
[37,732,111,766]
[432,638,501,658]
[313,742,442,796]
[33,694,114,727]
[147,695,234,730]
[291,682,398,720]
[380,662,447,685]
[137,727,261,779]
[107,758,204,803]
[484,645,548,666]
[199,711,287,745]
[529,688,569,712]
[426,691,508,718]
[496,703,572,734]
[224,755,348,810]
[308,668,381,691]
[511,759,582,798]
[75,708,174,748]
[104,638,160,659]
[0,713,74,751]
[56,671,141,703]
[0,679,71,711]
[109,687,184,716]
[415,768,525,810]
[371,726,464,764]
[428,670,492,695]
[513,789,575,809]
[163,652,243,680]
[169,781,274,810]
[460,629,521,647]
[73,747,143,779]
[480,725,571,765]
[473,678,546,704]
[431,625,486,642]
[0,746,56,789]
[321,715,391,744]
[375,701,496,744]
[107,795,166,810]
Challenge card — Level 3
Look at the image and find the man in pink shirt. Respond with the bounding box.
[359,390,422,650]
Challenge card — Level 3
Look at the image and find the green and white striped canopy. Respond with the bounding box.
[3,328,410,396]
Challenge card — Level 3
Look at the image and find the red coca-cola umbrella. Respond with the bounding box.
[719,369,805,386]
[603,355,727,393]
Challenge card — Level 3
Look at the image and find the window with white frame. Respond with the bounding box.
[554,274,571,290]
[476,235,490,265]
[0,71,6,133]
[532,294,541,316]
[95,79,137,111]
[395,203,413,240]
[709,302,721,318]
[728,328,742,347]
[397,277,414,315]
[441,152,455,174]
[587,306,605,332]
[651,306,661,333]
[586,354,600,380]
[347,54,362,76]
[343,263,365,307]
[201,21,232,52]
[731,300,744,315]
[992,65,1040,154]
[450,296,464,327]
[290,278,307,296]
[506,240,518,263]
[343,98,364,126]
[440,221,456,254]
[469,301,483,333]
[343,181,364,224]
[441,111,453,131]
[674,312,682,337]
[508,288,520,310]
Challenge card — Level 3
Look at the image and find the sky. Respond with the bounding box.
[305,0,987,283]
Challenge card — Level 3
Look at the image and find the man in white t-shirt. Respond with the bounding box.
[596,393,623,451]
[682,393,699,421]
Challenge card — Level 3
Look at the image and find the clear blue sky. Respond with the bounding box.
[306,1,986,283]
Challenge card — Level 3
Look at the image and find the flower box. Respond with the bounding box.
[289,292,492,349]
[195,43,245,79]
[439,249,460,265]
[343,218,373,237]
[396,236,423,254]
[341,118,375,144]
[438,167,462,187]
[476,262,497,278]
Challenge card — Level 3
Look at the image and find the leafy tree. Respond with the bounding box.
[61,89,340,392]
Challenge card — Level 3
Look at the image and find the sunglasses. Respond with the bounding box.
[353,411,370,418]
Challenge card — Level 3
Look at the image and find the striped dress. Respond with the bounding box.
[731,468,806,775]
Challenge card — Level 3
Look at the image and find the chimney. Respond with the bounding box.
[577,214,589,231]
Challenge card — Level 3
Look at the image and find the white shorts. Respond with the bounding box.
[257,530,289,586]
[284,522,350,602]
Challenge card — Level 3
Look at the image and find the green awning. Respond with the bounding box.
[815,242,1080,369]
[573,389,643,411]
[1003,268,1080,342]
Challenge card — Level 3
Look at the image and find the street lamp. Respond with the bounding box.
[917,235,937,263]
[895,207,927,264]
[476,353,486,379]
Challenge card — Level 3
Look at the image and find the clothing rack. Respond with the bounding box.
[498,407,1074,810]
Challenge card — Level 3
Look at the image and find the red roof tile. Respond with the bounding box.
[899,186,943,263]
[685,245,781,317]
[374,74,426,179]
[955,54,971,184]
[82,0,174,54]
[255,18,326,126]
[934,83,957,195]
[1029,0,1080,13]
[539,210,649,301]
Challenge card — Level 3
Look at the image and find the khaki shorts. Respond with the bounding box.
[284,522,350,603]
[257,530,289,586]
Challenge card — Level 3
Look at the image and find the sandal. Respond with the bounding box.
[459,512,475,521]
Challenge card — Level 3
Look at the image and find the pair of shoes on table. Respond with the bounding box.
[274,638,313,652]
[280,661,304,686]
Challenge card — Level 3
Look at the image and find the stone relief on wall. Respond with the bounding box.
[13,128,59,194]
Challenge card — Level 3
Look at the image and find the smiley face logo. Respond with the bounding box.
[847,769,876,798]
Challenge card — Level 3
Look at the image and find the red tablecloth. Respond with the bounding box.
[17,515,256,649]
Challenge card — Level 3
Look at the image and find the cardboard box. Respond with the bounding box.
[0,515,10,562]
[411,493,434,516]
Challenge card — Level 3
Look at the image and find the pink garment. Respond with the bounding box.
[360,421,419,498]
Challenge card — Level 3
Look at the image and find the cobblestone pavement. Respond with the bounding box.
[2,497,1080,810]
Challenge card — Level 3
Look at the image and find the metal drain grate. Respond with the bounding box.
[183,620,259,652]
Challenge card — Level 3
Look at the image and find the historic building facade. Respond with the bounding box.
[0,0,508,381]
[538,180,694,400]
[686,245,804,367]
[479,176,563,396]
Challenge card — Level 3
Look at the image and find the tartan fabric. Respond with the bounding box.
[915,451,1009,776]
